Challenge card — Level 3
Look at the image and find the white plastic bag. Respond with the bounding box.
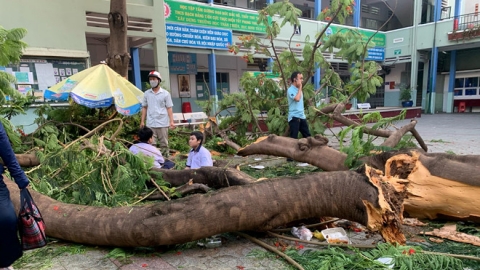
[291,226,313,241]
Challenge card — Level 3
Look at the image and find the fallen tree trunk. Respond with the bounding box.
[382,150,480,222]
[317,104,427,152]
[237,119,425,171]
[151,167,254,188]
[237,135,349,171]
[6,165,406,247]
[9,148,480,248]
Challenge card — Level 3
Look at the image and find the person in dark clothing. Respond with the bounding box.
[0,121,30,269]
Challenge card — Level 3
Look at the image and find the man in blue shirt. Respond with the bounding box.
[287,71,311,141]
[185,131,213,169]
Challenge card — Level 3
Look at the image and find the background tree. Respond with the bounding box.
[0,25,34,147]
[107,0,130,77]
[215,0,383,143]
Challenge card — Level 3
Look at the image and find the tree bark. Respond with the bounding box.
[237,120,426,171]
[107,0,130,77]
[6,166,406,247]
[11,153,39,167]
[151,167,255,188]
[237,134,349,171]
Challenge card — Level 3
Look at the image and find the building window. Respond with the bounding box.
[453,76,480,99]
[215,0,235,6]
[365,18,378,29]
[195,72,229,99]
[248,0,266,10]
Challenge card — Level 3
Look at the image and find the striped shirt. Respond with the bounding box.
[142,88,173,128]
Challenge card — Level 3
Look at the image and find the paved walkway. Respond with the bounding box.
[15,113,480,269]
[326,113,480,155]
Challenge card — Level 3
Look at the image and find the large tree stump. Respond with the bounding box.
[382,150,480,222]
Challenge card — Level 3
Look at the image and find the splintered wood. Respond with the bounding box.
[384,151,480,222]
[424,224,480,247]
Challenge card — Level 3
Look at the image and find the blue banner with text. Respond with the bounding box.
[365,47,385,61]
[166,23,232,50]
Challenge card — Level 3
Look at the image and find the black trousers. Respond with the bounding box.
[289,117,311,139]
[0,179,23,267]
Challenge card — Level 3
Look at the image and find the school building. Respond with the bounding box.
[0,0,479,131]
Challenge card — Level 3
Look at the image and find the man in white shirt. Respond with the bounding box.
[185,131,213,169]
[140,71,175,157]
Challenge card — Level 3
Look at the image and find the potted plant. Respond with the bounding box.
[399,86,413,107]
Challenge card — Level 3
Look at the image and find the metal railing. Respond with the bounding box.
[454,12,480,31]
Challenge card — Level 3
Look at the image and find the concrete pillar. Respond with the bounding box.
[130,47,142,89]
[421,56,430,110]
[208,51,218,115]
[447,51,456,113]
[409,0,422,107]
[152,38,170,87]
[354,0,361,27]
[266,0,273,72]
[428,47,439,114]
[152,0,169,85]
[267,58,273,72]
[314,0,321,21]
[453,0,462,30]
[427,0,442,114]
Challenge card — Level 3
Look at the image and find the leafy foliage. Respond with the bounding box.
[0,26,27,66]
[337,111,410,168]
[240,160,322,179]
[218,0,383,147]
[0,26,34,132]
[203,135,237,155]
[12,243,87,269]
[168,127,192,153]
[249,242,464,270]
[16,111,181,207]
[399,84,412,101]
[28,134,155,206]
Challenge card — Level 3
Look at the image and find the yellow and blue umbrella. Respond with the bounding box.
[44,64,144,116]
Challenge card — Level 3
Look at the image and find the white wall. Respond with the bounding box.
[167,53,249,98]
[384,63,407,92]
[86,38,260,98]
[463,1,479,15]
